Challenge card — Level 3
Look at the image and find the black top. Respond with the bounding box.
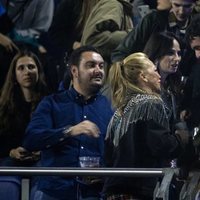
[103,94,184,197]
[0,100,32,159]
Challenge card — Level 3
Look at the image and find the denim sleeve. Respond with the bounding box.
[23,96,67,151]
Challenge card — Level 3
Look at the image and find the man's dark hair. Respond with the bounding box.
[144,31,181,62]
[62,46,100,89]
[186,14,200,43]
[68,46,100,67]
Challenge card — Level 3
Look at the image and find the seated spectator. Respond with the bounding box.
[81,0,133,65]
[79,0,133,99]
[0,3,18,88]
[0,0,54,90]
[103,52,192,199]
[132,0,157,25]
[0,50,48,200]
[49,0,100,55]
[180,13,200,130]
[0,1,17,51]
[23,46,113,200]
[0,33,18,52]
[194,0,200,12]
[3,0,54,51]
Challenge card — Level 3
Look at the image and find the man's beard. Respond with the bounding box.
[88,83,102,95]
[77,76,103,96]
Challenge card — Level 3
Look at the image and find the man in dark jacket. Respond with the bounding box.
[180,13,200,130]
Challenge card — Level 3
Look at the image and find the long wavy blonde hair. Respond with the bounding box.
[109,52,156,111]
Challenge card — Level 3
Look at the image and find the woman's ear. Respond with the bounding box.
[139,71,148,83]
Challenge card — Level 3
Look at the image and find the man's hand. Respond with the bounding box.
[0,33,19,52]
[65,120,100,138]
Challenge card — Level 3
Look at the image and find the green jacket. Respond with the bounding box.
[81,0,133,63]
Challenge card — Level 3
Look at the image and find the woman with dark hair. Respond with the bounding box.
[0,50,48,199]
[143,31,182,124]
[143,32,197,177]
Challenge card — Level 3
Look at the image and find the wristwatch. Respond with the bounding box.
[63,126,73,137]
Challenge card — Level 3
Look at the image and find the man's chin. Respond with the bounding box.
[89,84,102,94]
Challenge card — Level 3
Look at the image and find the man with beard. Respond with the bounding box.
[23,46,113,200]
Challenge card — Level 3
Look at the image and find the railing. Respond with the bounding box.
[0,167,198,200]
[0,167,165,176]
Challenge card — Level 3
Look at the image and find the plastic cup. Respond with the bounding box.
[79,156,100,168]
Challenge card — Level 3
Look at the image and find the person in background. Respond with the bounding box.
[0,3,17,51]
[2,0,54,51]
[132,0,157,26]
[180,14,200,199]
[47,0,99,91]
[111,0,197,77]
[79,0,133,99]
[0,50,48,200]
[0,32,18,52]
[81,0,133,65]
[180,13,200,130]
[144,31,182,127]
[0,2,18,88]
[103,52,191,200]
[157,0,172,10]
[49,0,99,56]
[0,0,54,91]
[23,46,113,200]
[144,31,196,180]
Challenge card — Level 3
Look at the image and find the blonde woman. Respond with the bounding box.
[103,53,190,200]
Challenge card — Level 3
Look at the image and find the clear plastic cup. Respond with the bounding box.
[79,156,100,168]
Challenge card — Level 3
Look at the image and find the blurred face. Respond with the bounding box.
[157,0,172,10]
[171,0,195,22]
[143,61,161,94]
[190,36,200,60]
[158,39,181,75]
[15,56,39,89]
[72,51,105,95]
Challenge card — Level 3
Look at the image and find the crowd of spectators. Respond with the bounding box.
[0,0,200,199]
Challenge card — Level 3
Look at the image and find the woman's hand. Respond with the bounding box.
[0,33,19,52]
[9,147,40,161]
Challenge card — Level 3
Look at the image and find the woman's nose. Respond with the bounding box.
[24,66,31,73]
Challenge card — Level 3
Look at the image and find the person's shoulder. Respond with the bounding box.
[125,94,169,127]
[132,93,162,104]
[42,90,70,103]
[126,94,165,115]
[96,94,112,104]
[142,9,169,22]
[90,0,122,12]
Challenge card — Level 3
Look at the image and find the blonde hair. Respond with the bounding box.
[109,52,154,110]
